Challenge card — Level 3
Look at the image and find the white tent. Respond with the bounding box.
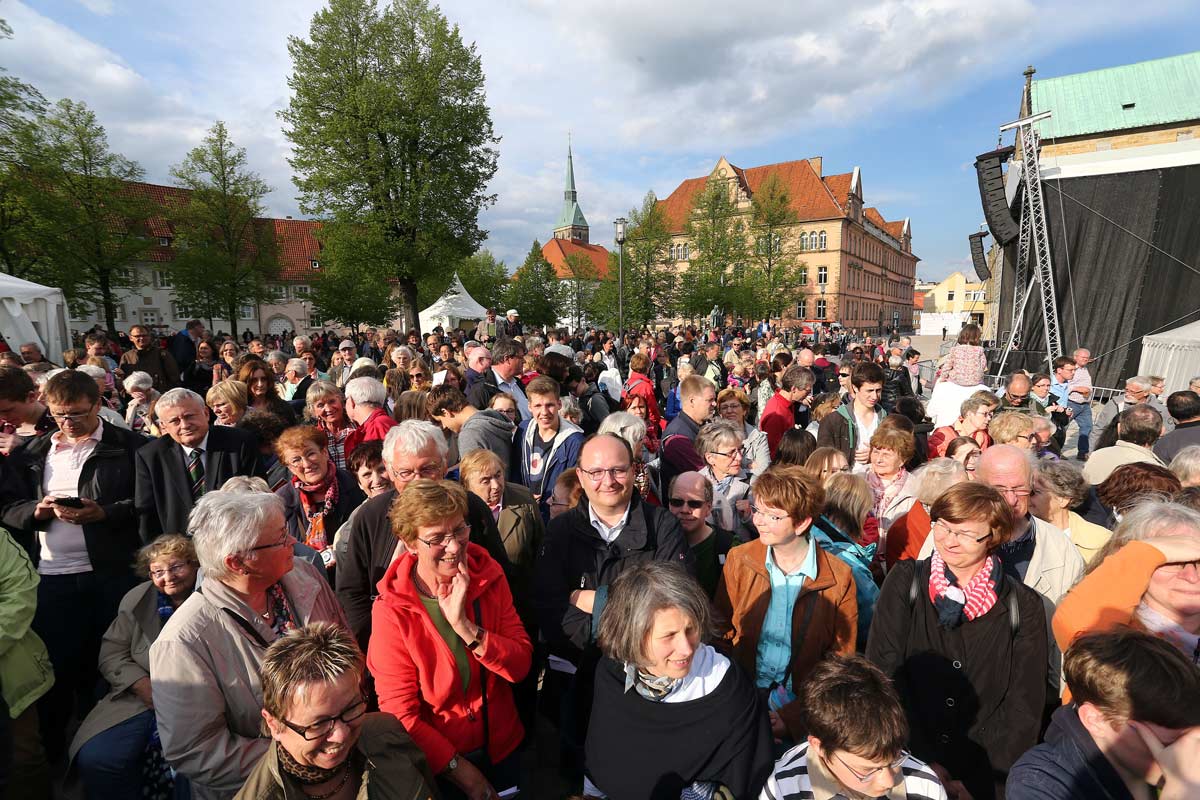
[0,274,70,360]
[1138,318,1200,395]
[417,273,488,332]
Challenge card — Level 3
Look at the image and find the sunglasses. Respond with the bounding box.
[668,497,706,509]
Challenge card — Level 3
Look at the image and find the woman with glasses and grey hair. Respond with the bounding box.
[585,561,773,800]
[696,419,754,540]
[368,479,531,800]
[148,489,347,800]
[234,623,436,800]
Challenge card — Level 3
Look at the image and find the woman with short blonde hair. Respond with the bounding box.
[206,379,248,426]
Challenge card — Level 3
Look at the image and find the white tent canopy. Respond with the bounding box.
[0,274,70,360]
[1138,318,1200,395]
[417,273,488,332]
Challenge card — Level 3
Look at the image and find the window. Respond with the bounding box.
[310,259,320,270]
[669,244,677,260]
[682,243,689,260]
[799,266,808,285]
[293,285,311,298]
[799,232,808,251]
[798,299,807,319]
[239,305,255,320]
[309,314,322,329]
[816,299,826,319]
[266,284,286,301]
[818,231,827,250]
[153,270,172,289]
[157,236,171,247]
[947,291,956,302]
[818,266,828,285]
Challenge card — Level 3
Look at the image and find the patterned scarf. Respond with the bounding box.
[276,738,352,786]
[623,661,680,701]
[1136,602,1200,664]
[264,582,298,638]
[866,467,908,524]
[293,467,339,552]
[156,591,176,623]
[928,549,1001,630]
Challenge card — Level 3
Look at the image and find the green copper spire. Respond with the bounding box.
[554,138,589,236]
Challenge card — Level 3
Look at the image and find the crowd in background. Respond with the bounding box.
[1,310,1199,800]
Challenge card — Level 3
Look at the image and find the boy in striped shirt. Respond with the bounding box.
[761,655,947,800]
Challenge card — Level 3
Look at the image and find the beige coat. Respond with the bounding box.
[1081,440,1165,485]
[68,581,162,765]
[149,561,348,800]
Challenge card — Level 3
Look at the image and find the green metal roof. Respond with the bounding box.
[554,143,589,231]
[1030,50,1200,139]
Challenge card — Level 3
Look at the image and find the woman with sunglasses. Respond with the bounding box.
[236,622,436,800]
[71,535,200,799]
[867,482,1048,800]
[928,391,997,458]
[149,489,346,800]
[696,420,754,541]
[368,480,531,800]
[407,359,432,390]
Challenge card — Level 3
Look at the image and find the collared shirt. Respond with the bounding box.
[588,502,632,545]
[1049,376,1071,406]
[493,367,530,421]
[1066,365,1092,404]
[39,420,106,575]
[755,540,819,689]
[180,432,211,475]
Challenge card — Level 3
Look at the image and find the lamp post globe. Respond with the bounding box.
[614,217,627,335]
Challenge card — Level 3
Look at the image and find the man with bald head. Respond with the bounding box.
[1083,403,1167,485]
[535,433,692,667]
[667,471,734,598]
[997,373,1046,416]
[464,344,492,391]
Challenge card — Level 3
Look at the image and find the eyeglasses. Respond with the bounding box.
[149,563,192,580]
[48,406,96,423]
[282,698,368,741]
[416,523,470,549]
[409,372,428,381]
[830,750,910,783]
[992,485,1031,498]
[838,372,851,378]
[668,497,706,509]
[391,463,443,482]
[750,504,789,524]
[710,446,743,460]
[286,451,326,469]
[933,519,992,543]
[1007,393,1029,401]
[247,529,292,553]
[578,465,631,482]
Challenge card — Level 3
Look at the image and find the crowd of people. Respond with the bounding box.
[1,313,1199,800]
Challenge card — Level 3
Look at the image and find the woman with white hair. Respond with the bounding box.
[1170,445,1200,488]
[695,419,754,540]
[149,489,347,800]
[598,410,660,506]
[75,363,129,429]
[123,371,159,434]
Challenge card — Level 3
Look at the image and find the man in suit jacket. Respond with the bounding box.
[168,319,205,374]
[134,388,265,540]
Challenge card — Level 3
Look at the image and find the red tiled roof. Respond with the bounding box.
[864,207,887,227]
[542,237,610,280]
[822,172,853,208]
[656,159,846,234]
[884,220,906,239]
[120,180,323,281]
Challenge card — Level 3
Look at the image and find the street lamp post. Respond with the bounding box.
[819,283,826,343]
[614,217,627,335]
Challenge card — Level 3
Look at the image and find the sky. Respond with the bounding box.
[5,0,1200,282]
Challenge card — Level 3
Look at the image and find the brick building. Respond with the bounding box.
[655,156,918,332]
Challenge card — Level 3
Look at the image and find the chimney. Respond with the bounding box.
[285,215,293,220]
[808,157,822,176]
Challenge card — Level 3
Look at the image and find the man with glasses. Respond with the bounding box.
[761,365,817,458]
[997,372,1047,416]
[1095,375,1174,444]
[336,420,509,650]
[666,471,733,598]
[466,338,528,421]
[133,388,265,540]
[118,324,180,392]
[764,655,948,800]
[0,370,146,759]
[1065,348,1095,460]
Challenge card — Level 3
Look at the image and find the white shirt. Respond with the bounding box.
[494,368,530,421]
[180,432,211,475]
[588,503,632,544]
[39,421,105,575]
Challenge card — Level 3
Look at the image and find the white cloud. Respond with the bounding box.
[76,0,115,15]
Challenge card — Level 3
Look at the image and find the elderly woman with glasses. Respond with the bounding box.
[717,387,770,478]
[867,482,1047,800]
[234,623,436,800]
[585,562,773,800]
[928,391,997,458]
[275,425,366,581]
[149,490,347,800]
[368,480,531,800]
[1030,459,1112,565]
[305,381,357,470]
[696,419,754,541]
[70,535,200,799]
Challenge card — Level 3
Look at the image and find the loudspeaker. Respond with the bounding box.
[969,231,991,281]
[975,146,1020,245]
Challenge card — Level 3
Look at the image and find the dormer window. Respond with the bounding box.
[158,237,171,247]
[310,259,320,269]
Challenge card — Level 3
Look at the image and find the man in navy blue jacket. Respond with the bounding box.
[1007,628,1200,800]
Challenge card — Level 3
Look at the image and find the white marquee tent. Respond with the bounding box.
[1138,318,1200,395]
[0,274,70,360]
[417,273,488,332]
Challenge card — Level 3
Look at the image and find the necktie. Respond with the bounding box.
[187,449,206,501]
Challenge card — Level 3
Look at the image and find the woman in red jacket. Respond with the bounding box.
[367,480,532,800]
[622,352,663,431]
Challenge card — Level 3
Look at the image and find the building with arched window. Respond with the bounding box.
[656,156,918,332]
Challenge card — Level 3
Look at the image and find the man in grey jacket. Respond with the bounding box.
[427,384,515,465]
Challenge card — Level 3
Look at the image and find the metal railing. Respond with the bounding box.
[914,360,1120,408]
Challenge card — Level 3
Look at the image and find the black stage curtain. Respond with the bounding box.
[996,164,1200,389]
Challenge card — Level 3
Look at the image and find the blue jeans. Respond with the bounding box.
[1067,401,1093,456]
[75,709,153,800]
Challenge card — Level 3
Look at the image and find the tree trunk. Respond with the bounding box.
[99,270,117,335]
[398,275,419,336]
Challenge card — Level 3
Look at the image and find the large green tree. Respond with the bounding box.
[168,121,280,333]
[595,191,675,330]
[311,222,405,335]
[504,240,561,328]
[749,171,807,321]
[280,0,499,335]
[681,179,750,322]
[418,248,508,311]
[19,99,158,332]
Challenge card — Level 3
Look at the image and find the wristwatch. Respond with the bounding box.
[466,629,485,651]
[446,754,460,772]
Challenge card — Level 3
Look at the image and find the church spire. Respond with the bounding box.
[553,135,589,243]
[564,138,578,202]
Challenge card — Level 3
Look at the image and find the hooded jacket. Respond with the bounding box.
[816,403,888,464]
[367,543,531,774]
[458,408,515,464]
[512,417,584,520]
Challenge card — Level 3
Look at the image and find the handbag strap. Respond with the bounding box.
[474,597,490,764]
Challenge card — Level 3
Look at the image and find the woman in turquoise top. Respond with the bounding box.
[810,473,880,650]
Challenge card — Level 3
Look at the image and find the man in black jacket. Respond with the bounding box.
[336,419,511,651]
[466,337,528,421]
[134,388,265,540]
[0,370,146,758]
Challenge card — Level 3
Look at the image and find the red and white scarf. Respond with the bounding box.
[293,467,339,552]
[928,548,1000,628]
